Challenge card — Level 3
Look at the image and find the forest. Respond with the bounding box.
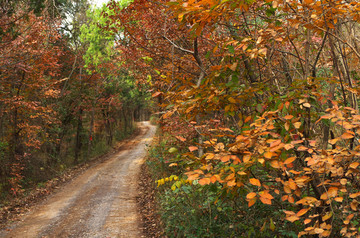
[0,0,150,202]
[2,0,360,237]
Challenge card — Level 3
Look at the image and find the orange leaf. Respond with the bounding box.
[284,144,294,150]
[248,198,256,207]
[329,138,338,145]
[246,192,257,199]
[286,215,300,223]
[151,91,162,97]
[297,208,310,217]
[199,178,211,185]
[297,146,308,151]
[259,196,272,205]
[349,162,360,169]
[243,154,251,163]
[175,136,186,142]
[260,191,274,200]
[249,178,261,187]
[288,196,295,203]
[264,151,273,159]
[334,197,343,202]
[342,132,354,139]
[210,175,217,183]
[226,173,235,180]
[328,187,338,197]
[304,219,312,224]
[227,179,236,187]
[189,146,198,152]
[350,201,358,211]
[221,155,231,162]
[349,192,360,198]
[284,157,296,164]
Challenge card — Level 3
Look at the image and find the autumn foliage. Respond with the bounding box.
[109,0,360,236]
[0,0,150,201]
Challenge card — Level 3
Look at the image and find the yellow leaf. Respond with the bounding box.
[269,218,275,231]
[294,122,301,129]
[322,212,332,221]
[303,103,311,108]
[249,178,261,187]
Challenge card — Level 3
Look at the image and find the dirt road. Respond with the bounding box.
[0,121,156,238]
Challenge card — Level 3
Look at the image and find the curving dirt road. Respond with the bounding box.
[0,121,156,238]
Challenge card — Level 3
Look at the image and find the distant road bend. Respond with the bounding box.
[1,121,156,238]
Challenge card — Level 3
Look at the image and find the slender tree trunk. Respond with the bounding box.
[74,108,83,164]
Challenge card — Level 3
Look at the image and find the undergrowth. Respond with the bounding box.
[146,131,300,238]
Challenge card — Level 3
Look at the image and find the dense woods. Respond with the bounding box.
[106,0,360,237]
[0,0,150,200]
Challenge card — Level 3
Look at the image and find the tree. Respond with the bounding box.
[109,0,360,236]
